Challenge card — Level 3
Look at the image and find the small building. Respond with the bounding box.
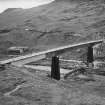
[7,46,29,55]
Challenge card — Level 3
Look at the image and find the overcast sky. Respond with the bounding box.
[0,0,54,13]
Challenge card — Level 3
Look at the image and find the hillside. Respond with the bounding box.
[0,0,105,51]
[1,1,105,104]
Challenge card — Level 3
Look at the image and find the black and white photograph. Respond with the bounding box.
[0,0,105,105]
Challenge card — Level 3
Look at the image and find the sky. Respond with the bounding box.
[0,0,54,13]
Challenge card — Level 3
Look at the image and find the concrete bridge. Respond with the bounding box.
[0,39,103,65]
[0,39,103,80]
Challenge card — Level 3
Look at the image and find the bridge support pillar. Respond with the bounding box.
[51,56,60,80]
[87,45,94,68]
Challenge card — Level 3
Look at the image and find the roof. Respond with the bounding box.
[8,46,28,50]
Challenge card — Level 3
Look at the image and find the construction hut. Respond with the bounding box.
[7,46,29,55]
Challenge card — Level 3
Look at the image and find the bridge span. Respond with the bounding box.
[0,39,103,66]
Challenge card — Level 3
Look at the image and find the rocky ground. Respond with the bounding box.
[0,65,105,105]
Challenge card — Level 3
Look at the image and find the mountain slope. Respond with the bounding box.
[0,0,105,50]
